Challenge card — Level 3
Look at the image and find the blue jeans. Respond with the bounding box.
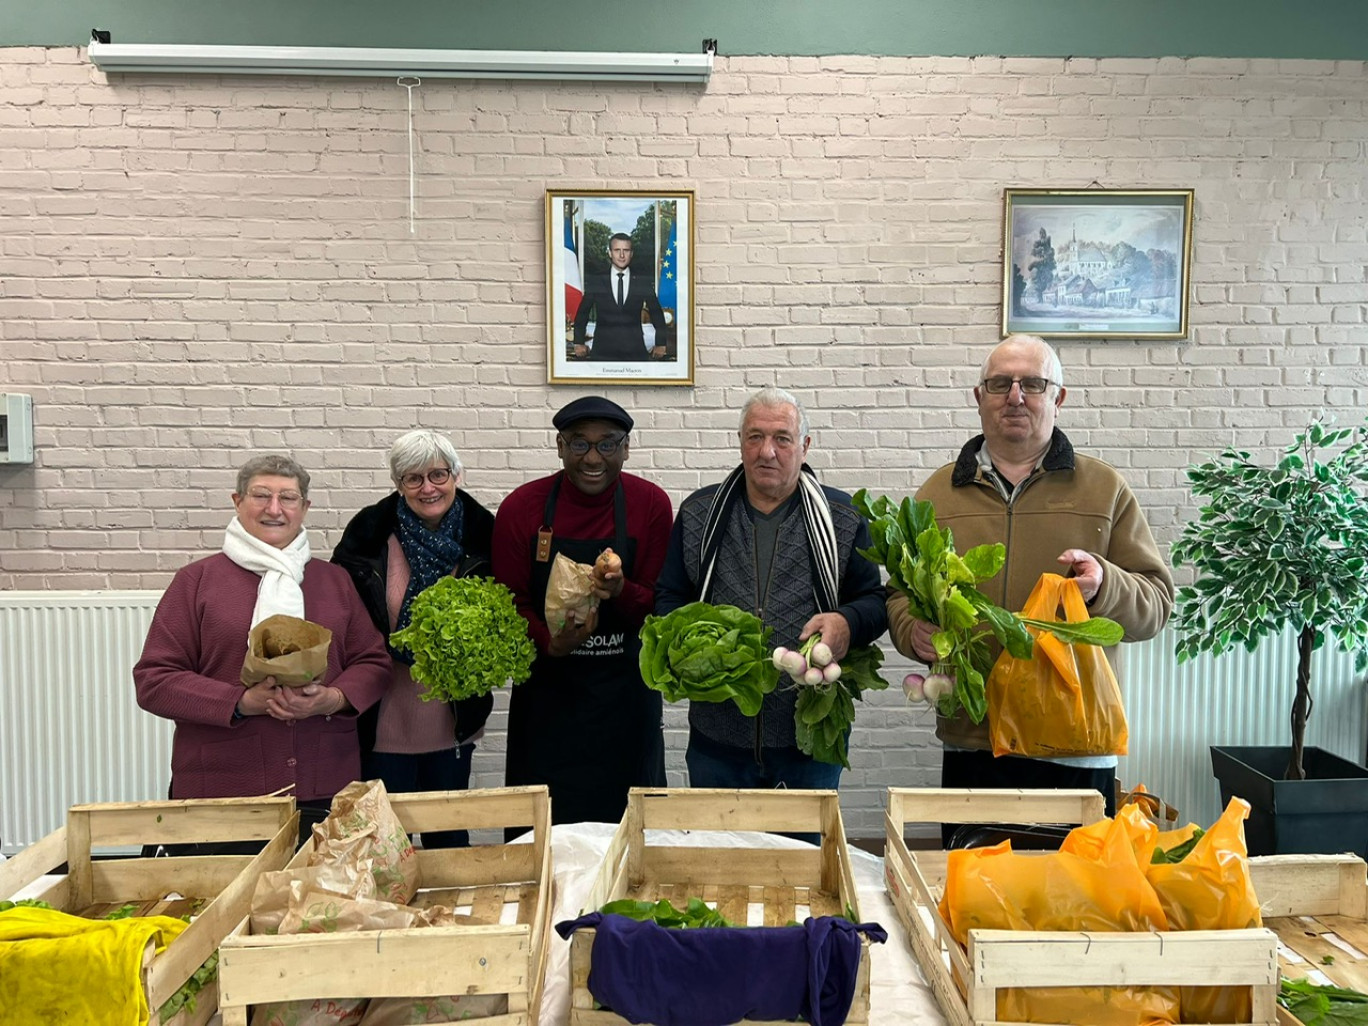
[363,744,475,848]
[685,728,843,790]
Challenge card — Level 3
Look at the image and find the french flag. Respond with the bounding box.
[564,212,583,322]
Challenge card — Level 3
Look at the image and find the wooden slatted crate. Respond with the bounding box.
[568,787,872,1026]
[0,795,299,1026]
[1247,853,1368,1025]
[216,785,552,1026]
[883,787,1282,1026]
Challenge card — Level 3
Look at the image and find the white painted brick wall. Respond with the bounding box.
[2,49,1366,836]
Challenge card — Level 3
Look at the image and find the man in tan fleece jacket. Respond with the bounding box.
[888,335,1174,843]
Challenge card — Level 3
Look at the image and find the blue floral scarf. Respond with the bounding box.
[390,495,465,665]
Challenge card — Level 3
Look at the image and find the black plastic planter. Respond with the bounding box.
[1211,745,1368,858]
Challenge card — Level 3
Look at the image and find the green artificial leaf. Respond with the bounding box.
[639,602,779,717]
[388,576,536,702]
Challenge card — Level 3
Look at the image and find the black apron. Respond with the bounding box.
[504,476,666,827]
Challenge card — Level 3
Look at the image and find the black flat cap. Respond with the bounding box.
[552,396,633,433]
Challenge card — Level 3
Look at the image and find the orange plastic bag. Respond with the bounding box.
[939,812,1176,1025]
[1146,797,1261,1024]
[988,573,1128,758]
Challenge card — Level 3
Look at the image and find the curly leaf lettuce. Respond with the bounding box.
[639,602,780,716]
[388,576,536,702]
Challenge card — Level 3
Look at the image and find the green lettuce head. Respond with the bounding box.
[389,576,536,702]
[639,601,780,717]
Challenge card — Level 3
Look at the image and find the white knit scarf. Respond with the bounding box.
[222,516,311,630]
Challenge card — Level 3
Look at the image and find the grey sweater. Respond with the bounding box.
[655,482,887,750]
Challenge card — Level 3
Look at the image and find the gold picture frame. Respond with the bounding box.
[546,188,695,386]
[1002,188,1195,340]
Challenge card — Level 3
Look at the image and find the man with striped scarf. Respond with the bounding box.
[655,387,888,790]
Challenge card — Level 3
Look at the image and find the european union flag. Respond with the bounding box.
[658,220,677,311]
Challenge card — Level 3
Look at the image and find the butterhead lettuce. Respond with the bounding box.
[638,601,779,716]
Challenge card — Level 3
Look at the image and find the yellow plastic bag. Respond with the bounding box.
[1146,797,1261,1025]
[988,573,1128,758]
[939,812,1176,1025]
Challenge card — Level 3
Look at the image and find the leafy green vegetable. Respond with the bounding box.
[389,576,536,702]
[639,602,780,716]
[102,903,139,920]
[1279,977,1368,1026]
[158,951,219,1023]
[853,490,1124,723]
[0,899,55,912]
[794,643,889,768]
[1149,827,1204,864]
[601,897,732,929]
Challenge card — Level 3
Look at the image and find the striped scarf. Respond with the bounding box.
[698,464,839,613]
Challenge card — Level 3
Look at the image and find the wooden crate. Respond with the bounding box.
[217,785,552,1026]
[882,787,1282,1026]
[0,795,299,1026]
[568,787,873,1026]
[1248,853,1368,1025]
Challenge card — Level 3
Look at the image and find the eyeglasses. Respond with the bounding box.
[980,376,1057,395]
[562,434,627,457]
[399,467,452,491]
[246,490,305,509]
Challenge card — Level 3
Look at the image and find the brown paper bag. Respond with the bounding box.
[241,613,332,687]
[250,860,377,936]
[312,779,420,905]
[544,551,599,634]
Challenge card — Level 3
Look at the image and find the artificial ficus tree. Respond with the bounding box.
[1172,418,1368,780]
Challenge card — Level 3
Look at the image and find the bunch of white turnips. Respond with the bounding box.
[902,668,953,706]
[771,634,842,685]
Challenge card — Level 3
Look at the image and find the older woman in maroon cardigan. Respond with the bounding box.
[134,454,390,843]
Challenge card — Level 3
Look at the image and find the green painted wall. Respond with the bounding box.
[5,0,1367,59]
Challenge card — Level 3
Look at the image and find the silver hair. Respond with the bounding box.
[740,386,810,441]
[388,429,463,486]
[980,334,1064,387]
[236,454,311,497]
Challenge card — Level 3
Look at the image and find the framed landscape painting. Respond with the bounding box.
[1002,189,1194,340]
[546,188,695,386]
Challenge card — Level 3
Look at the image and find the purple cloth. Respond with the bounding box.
[555,913,887,1026]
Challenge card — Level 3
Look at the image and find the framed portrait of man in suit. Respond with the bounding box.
[546,188,695,386]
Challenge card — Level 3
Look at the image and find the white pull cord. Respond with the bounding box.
[398,76,421,233]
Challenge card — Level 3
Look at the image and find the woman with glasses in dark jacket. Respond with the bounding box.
[332,430,495,847]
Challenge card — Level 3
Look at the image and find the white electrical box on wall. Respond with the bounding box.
[0,394,34,464]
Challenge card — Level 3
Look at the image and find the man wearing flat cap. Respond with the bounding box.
[493,396,673,826]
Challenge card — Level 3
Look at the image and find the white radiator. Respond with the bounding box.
[0,591,169,854]
[1116,627,1366,828]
